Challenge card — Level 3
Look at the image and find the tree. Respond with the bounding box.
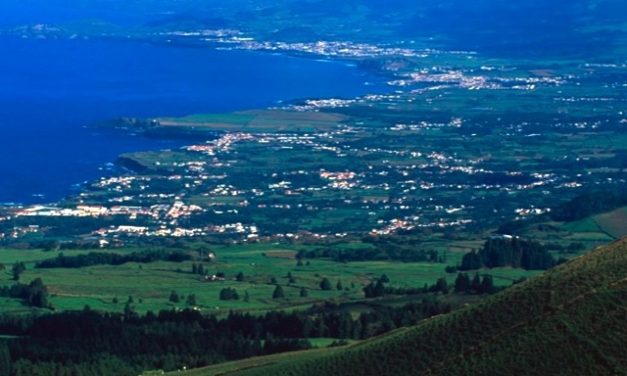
[480,275,494,294]
[287,272,296,284]
[12,262,26,281]
[244,290,250,302]
[471,273,482,293]
[236,271,245,282]
[461,238,555,271]
[123,302,135,320]
[0,342,10,376]
[379,274,390,283]
[460,250,483,271]
[300,287,309,297]
[445,265,458,273]
[363,279,386,298]
[169,291,180,303]
[27,278,50,308]
[219,288,239,301]
[454,273,471,293]
[375,279,386,296]
[336,280,343,291]
[319,278,332,291]
[433,278,449,294]
[186,294,197,306]
[272,285,285,299]
[302,318,315,338]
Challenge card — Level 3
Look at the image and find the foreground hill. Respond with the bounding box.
[184,238,627,376]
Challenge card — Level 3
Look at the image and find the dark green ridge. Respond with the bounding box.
[189,237,627,376]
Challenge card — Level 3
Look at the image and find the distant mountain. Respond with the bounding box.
[395,0,627,57]
[4,0,624,59]
[198,237,627,376]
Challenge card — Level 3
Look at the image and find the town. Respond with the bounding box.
[2,98,623,246]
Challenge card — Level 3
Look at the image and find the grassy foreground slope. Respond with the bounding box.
[190,238,627,376]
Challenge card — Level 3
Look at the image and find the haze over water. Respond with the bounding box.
[0,36,384,204]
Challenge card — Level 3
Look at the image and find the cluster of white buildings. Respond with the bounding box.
[0,225,40,239]
[235,40,424,58]
[389,68,565,91]
[93,222,258,239]
[184,133,254,156]
[515,207,552,217]
[14,201,203,222]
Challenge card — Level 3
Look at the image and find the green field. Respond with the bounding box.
[568,206,627,239]
[519,206,627,251]
[0,238,541,315]
[3,204,621,316]
[157,110,347,133]
[176,237,627,376]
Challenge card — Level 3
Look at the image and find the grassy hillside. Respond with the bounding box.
[564,206,627,240]
[182,237,627,376]
[514,205,627,253]
[1,238,536,315]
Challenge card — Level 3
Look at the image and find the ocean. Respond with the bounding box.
[0,36,384,204]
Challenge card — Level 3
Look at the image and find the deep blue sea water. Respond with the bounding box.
[0,36,385,204]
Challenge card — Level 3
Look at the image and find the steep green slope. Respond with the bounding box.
[209,238,627,376]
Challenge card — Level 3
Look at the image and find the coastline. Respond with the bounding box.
[0,35,388,205]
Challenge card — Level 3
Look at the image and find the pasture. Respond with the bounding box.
[0,238,540,315]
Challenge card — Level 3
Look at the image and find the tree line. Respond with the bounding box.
[297,247,443,263]
[0,297,451,375]
[459,237,555,271]
[0,278,51,309]
[363,273,500,298]
[35,250,191,269]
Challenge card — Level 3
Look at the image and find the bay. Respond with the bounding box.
[0,36,384,204]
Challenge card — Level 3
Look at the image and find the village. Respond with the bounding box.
[1,105,614,246]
